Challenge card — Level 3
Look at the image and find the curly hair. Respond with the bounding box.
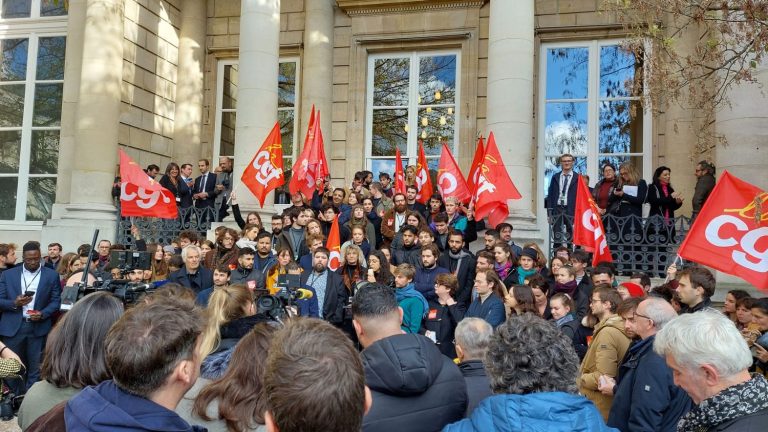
[485,313,579,395]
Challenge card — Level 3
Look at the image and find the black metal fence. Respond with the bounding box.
[549,213,693,277]
[115,205,214,248]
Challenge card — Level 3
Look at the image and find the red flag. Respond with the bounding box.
[327,215,342,271]
[437,143,471,204]
[678,171,768,290]
[414,141,434,204]
[241,122,284,207]
[118,150,177,219]
[472,133,521,227]
[572,176,612,266]
[394,148,406,195]
[289,105,329,199]
[466,136,485,199]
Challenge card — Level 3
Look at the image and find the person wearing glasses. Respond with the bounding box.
[578,285,631,421]
[600,298,692,432]
[546,153,580,246]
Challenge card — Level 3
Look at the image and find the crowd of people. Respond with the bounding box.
[0,157,765,432]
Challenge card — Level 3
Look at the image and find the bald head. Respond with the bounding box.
[455,318,493,361]
[636,297,678,339]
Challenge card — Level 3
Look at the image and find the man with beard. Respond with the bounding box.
[270,214,283,252]
[369,182,393,215]
[413,244,449,302]
[277,207,311,261]
[391,226,421,267]
[229,247,267,293]
[432,212,451,252]
[495,223,522,258]
[438,230,476,308]
[253,231,276,273]
[405,185,426,216]
[482,230,500,253]
[299,233,325,273]
[381,193,410,247]
[300,247,347,327]
[195,265,231,307]
[43,242,62,270]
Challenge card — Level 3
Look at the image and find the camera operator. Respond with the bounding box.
[126,269,145,283]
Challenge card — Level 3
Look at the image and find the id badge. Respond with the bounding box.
[424,330,437,343]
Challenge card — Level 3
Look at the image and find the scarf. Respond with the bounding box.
[554,279,578,296]
[678,374,768,432]
[495,261,513,280]
[555,313,575,327]
[395,282,429,317]
[516,266,537,285]
[661,182,670,221]
[447,249,469,274]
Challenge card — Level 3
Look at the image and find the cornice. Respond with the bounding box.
[336,0,486,16]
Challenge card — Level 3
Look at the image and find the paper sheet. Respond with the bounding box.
[622,185,638,197]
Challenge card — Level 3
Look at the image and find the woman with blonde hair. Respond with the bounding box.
[56,253,82,285]
[199,285,262,359]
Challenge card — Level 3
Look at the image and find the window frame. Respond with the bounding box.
[537,39,652,207]
[0,10,66,222]
[364,49,462,173]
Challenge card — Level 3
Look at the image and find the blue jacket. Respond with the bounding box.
[413,265,449,302]
[167,267,213,294]
[65,380,205,431]
[0,265,61,337]
[607,335,692,432]
[465,294,505,328]
[443,392,618,432]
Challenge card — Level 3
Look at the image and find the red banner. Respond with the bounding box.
[327,215,342,271]
[415,140,434,204]
[472,133,521,227]
[678,171,768,290]
[241,122,284,207]
[437,142,471,204]
[119,150,177,219]
[289,105,329,199]
[572,175,612,266]
[394,148,406,195]
[466,136,485,202]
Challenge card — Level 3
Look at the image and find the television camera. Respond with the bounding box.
[255,273,313,322]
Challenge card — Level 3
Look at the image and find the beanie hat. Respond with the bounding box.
[620,282,644,298]
[520,247,538,261]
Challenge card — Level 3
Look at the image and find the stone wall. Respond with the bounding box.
[119,0,181,169]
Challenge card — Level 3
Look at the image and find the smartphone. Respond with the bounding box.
[24,290,35,297]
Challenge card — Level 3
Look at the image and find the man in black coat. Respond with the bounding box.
[228,247,266,291]
[438,231,475,307]
[454,318,493,417]
[167,245,213,294]
[352,283,467,432]
[300,247,347,326]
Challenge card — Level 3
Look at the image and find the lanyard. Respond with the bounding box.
[23,269,41,292]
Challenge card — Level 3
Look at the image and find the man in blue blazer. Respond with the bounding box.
[193,159,218,223]
[167,245,213,294]
[546,153,580,246]
[0,241,61,393]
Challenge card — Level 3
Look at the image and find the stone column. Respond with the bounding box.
[232,0,281,214]
[300,0,334,139]
[485,0,538,241]
[172,0,206,165]
[42,0,124,250]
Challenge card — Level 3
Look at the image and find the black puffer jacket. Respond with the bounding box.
[362,333,467,432]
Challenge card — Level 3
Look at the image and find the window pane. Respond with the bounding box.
[222,64,238,110]
[30,130,59,174]
[373,58,409,107]
[542,156,586,197]
[1,38,29,81]
[418,106,454,156]
[1,0,31,18]
[220,112,236,156]
[0,177,18,219]
[600,45,638,98]
[278,109,294,159]
[278,62,296,108]
[599,100,643,154]
[0,131,22,173]
[546,47,588,99]
[371,159,398,181]
[419,55,456,105]
[33,83,63,126]
[41,0,67,16]
[372,109,407,157]
[544,102,588,156]
[0,85,25,126]
[36,37,66,80]
[26,177,56,221]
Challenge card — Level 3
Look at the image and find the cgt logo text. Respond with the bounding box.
[705,213,768,272]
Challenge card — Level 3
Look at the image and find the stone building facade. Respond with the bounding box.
[0,0,766,261]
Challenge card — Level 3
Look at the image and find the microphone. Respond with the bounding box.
[294,288,314,300]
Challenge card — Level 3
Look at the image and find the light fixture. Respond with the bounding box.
[448,107,453,115]
[404,124,409,132]
[439,116,446,125]
[421,130,427,139]
[435,90,442,100]
[418,95,422,104]
[421,117,428,126]
[426,107,432,113]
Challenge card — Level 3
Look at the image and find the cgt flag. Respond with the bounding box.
[414,140,434,204]
[466,136,485,202]
[326,215,342,271]
[472,133,522,227]
[118,149,177,219]
[394,148,406,195]
[241,122,284,207]
[289,105,329,199]
[678,171,768,290]
[572,175,612,267]
[437,142,471,204]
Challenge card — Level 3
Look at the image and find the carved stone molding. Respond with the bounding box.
[336,0,486,16]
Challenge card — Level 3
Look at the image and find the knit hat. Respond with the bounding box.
[163,245,176,254]
[520,247,538,261]
[619,282,645,298]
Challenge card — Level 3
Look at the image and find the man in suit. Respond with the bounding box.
[546,153,580,246]
[194,159,218,223]
[178,163,195,209]
[167,245,213,294]
[0,241,61,393]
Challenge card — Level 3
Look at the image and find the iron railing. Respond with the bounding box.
[549,213,693,277]
[115,204,214,248]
